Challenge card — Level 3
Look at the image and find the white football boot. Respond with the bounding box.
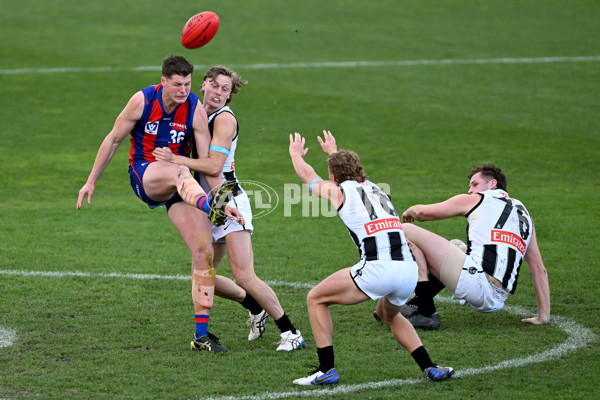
[275,330,305,351]
[247,310,268,341]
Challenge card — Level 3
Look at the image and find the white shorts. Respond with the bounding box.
[452,255,508,313]
[212,191,254,243]
[350,259,418,306]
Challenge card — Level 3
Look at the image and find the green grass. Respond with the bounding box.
[1,0,599,399]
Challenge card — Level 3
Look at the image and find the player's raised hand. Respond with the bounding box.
[289,132,309,158]
[317,130,337,155]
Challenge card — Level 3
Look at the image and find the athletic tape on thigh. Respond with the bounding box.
[440,243,465,292]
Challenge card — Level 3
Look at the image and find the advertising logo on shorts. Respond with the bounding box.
[239,180,279,219]
[145,121,159,135]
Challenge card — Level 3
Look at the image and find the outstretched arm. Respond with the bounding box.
[289,132,342,208]
[522,226,551,324]
[402,194,481,223]
[77,91,144,209]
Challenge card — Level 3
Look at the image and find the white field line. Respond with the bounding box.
[0,268,315,289]
[0,56,599,75]
[194,302,596,400]
[0,327,17,349]
[0,268,596,400]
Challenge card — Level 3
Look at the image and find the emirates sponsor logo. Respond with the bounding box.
[364,218,402,235]
[491,229,526,254]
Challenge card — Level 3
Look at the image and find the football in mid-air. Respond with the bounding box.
[181,11,220,49]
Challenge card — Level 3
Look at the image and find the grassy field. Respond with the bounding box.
[1,1,599,399]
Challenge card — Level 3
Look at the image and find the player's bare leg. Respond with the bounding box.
[168,202,226,352]
[143,161,200,203]
[294,268,368,386]
[223,231,302,348]
[307,267,369,347]
[376,297,453,381]
[376,298,423,352]
[402,223,450,281]
[402,224,464,330]
[213,243,247,302]
[225,231,284,320]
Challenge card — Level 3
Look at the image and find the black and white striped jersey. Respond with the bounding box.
[338,180,414,262]
[466,189,533,294]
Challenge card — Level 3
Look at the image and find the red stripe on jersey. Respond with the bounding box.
[129,135,136,164]
[142,100,162,162]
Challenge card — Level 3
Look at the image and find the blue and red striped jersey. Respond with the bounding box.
[129,84,199,164]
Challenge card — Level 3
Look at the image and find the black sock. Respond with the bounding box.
[240,293,263,315]
[317,346,335,373]
[428,273,446,296]
[275,313,297,334]
[413,281,437,317]
[410,346,436,371]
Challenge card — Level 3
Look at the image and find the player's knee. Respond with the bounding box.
[376,299,398,325]
[376,307,388,325]
[175,164,192,181]
[230,269,257,290]
[192,247,214,269]
[306,288,321,308]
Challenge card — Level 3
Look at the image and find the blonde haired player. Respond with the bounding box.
[77,56,242,352]
[289,131,453,385]
[153,65,304,351]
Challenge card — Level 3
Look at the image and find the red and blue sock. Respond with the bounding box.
[196,196,211,214]
[195,314,209,339]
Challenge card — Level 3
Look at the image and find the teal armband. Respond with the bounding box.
[209,145,230,156]
[309,178,323,193]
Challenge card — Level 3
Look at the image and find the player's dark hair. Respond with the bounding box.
[328,150,368,184]
[469,163,507,191]
[162,55,194,78]
[203,65,247,105]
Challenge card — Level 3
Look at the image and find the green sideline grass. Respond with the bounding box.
[1,1,599,399]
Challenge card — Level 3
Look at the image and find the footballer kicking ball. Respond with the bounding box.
[181,11,220,49]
